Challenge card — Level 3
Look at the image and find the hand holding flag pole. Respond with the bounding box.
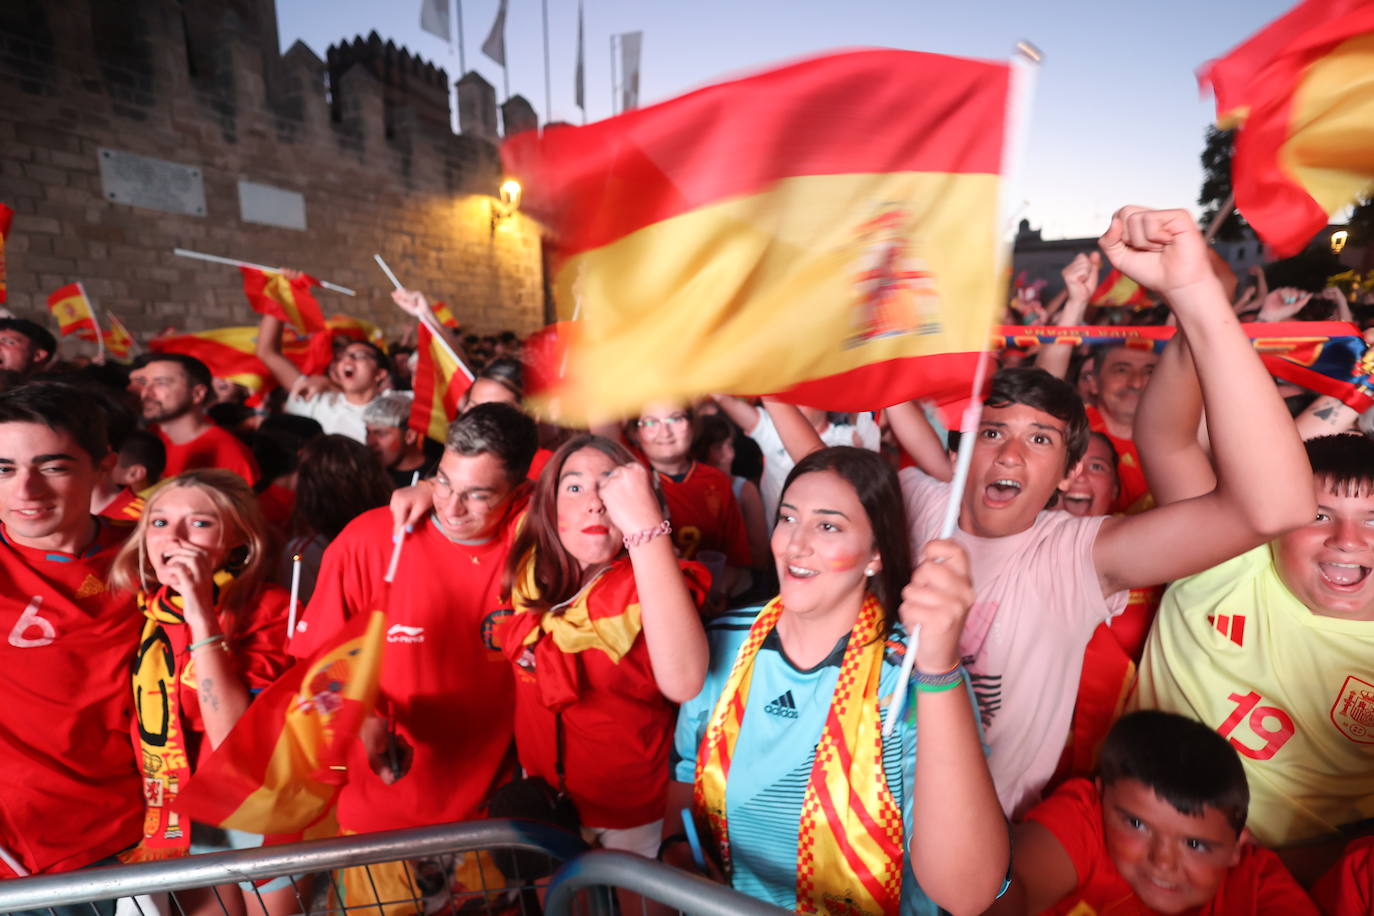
[173,248,357,296]
[374,254,476,382]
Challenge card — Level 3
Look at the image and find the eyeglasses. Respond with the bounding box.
[430,475,499,507]
[636,415,689,430]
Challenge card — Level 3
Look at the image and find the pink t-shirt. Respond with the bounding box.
[899,468,1127,818]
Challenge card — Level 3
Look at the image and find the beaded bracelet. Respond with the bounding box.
[188,634,227,653]
[623,518,672,549]
[912,661,963,689]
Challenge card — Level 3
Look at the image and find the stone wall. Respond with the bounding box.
[0,0,543,352]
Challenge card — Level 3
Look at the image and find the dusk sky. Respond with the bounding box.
[276,0,1294,240]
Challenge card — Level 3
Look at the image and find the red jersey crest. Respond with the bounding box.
[1331,675,1374,744]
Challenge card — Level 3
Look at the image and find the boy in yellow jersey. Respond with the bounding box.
[1131,333,1374,881]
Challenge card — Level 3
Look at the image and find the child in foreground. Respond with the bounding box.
[986,710,1316,915]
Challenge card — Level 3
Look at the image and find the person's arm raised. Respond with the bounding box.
[761,398,825,461]
[1092,207,1315,596]
[254,312,304,391]
[709,394,762,434]
[1035,253,1099,380]
[1129,333,1216,505]
[885,401,952,481]
[600,461,708,702]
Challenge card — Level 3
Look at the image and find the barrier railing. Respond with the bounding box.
[544,851,791,916]
[0,820,591,916]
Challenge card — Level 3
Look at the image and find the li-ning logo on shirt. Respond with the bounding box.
[764,690,799,719]
[386,623,425,644]
[1207,613,1246,647]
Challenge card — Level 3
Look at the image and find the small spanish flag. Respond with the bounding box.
[0,203,13,304]
[410,322,471,442]
[175,610,386,834]
[240,267,328,335]
[503,49,1014,423]
[1200,0,1374,257]
[1089,269,1153,309]
[102,311,136,360]
[432,300,460,329]
[47,283,100,341]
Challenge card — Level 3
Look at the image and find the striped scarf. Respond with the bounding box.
[693,594,905,915]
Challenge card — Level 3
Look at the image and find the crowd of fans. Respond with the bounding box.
[3,206,1374,916]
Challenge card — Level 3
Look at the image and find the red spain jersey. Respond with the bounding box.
[1086,406,1151,515]
[290,498,526,833]
[657,462,752,566]
[157,425,260,487]
[0,520,143,876]
[97,487,145,524]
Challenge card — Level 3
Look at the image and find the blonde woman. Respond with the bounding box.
[109,469,297,916]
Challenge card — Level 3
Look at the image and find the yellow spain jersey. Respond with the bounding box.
[1133,545,1374,846]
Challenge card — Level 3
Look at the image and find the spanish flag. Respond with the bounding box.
[175,610,386,834]
[0,203,12,304]
[432,300,460,329]
[102,311,136,360]
[240,267,328,335]
[503,49,1014,423]
[1200,0,1374,257]
[410,322,471,442]
[148,322,335,404]
[1089,269,1153,309]
[47,283,100,341]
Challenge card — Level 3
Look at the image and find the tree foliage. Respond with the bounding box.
[1197,126,1247,241]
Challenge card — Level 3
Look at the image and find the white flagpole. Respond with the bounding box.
[541,0,552,125]
[609,33,617,115]
[884,43,1042,739]
[373,254,476,382]
[171,248,356,295]
[454,0,466,74]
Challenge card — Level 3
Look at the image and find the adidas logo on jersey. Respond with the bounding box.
[1207,613,1246,647]
[764,690,799,719]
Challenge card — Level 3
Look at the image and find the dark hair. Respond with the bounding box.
[780,447,912,639]
[445,401,538,482]
[118,429,167,484]
[985,367,1089,473]
[1097,710,1249,834]
[0,318,57,362]
[135,352,213,394]
[1306,434,1374,498]
[503,434,637,613]
[1087,431,1119,468]
[291,435,393,542]
[251,414,324,490]
[207,401,256,431]
[1087,342,1159,376]
[0,381,110,461]
[478,356,525,399]
[690,412,736,465]
[339,339,394,379]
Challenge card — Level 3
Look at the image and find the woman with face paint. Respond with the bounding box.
[492,435,709,857]
[667,446,1008,916]
[107,469,300,915]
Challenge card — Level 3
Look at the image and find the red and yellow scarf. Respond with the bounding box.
[123,572,233,862]
[693,595,905,916]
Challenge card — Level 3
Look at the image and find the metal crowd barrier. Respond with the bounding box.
[545,851,791,916]
[0,820,592,916]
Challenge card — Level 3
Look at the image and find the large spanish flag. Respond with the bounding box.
[240,267,328,335]
[149,322,337,403]
[175,610,386,834]
[1200,0,1374,257]
[503,49,1015,422]
[0,203,12,304]
[410,322,471,442]
[46,283,100,341]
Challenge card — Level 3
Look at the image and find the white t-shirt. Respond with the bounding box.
[749,409,881,521]
[900,467,1127,818]
[285,392,372,442]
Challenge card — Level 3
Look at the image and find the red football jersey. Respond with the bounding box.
[158,425,260,487]
[290,502,523,833]
[657,462,752,566]
[1086,406,1150,515]
[0,520,143,876]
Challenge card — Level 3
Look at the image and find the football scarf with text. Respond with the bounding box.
[694,594,905,915]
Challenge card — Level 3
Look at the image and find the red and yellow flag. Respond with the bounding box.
[47,283,100,341]
[102,312,136,360]
[0,203,13,304]
[1089,268,1153,309]
[240,267,328,335]
[503,49,1013,422]
[410,323,471,442]
[175,610,386,834]
[432,300,460,329]
[1200,0,1374,257]
[149,321,340,404]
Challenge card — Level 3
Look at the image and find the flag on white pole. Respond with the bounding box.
[574,0,585,112]
[481,0,508,66]
[619,30,642,111]
[420,0,451,40]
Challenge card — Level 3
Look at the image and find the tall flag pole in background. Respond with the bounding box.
[504,48,1021,425]
[1200,0,1374,257]
[541,0,553,125]
[481,0,510,100]
[419,0,464,133]
[574,0,586,124]
[618,30,642,112]
[0,203,12,304]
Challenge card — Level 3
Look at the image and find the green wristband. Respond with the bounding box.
[915,675,964,694]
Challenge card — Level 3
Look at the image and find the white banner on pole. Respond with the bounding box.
[619,31,642,111]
